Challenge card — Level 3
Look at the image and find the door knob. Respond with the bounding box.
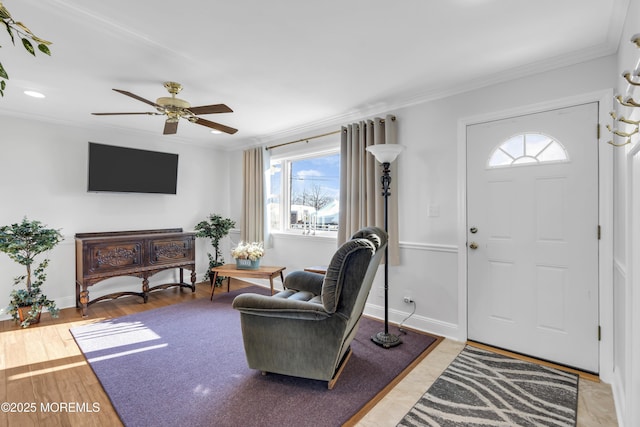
[469,242,478,250]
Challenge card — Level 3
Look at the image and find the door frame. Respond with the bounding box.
[627,141,640,422]
[457,90,614,381]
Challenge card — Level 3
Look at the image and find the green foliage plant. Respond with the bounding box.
[194,214,235,285]
[0,217,63,327]
[0,1,52,96]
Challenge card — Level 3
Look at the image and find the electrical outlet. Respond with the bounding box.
[403,296,414,304]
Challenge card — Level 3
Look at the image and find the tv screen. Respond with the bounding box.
[87,142,179,194]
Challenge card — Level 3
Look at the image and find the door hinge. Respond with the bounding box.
[597,123,601,139]
[598,225,601,240]
[598,325,602,341]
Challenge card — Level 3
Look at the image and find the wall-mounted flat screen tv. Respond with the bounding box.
[87,142,179,194]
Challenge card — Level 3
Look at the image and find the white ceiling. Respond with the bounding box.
[0,0,629,149]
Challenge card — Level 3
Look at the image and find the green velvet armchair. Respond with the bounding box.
[231,227,387,389]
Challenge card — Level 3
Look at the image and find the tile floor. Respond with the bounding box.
[356,339,619,426]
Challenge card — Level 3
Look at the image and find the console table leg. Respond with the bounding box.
[142,277,149,303]
[79,289,90,318]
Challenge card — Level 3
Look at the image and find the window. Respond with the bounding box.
[268,149,340,235]
[488,133,569,168]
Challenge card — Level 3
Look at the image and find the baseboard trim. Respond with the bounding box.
[364,303,461,341]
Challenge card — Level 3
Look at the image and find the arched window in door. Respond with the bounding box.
[488,133,569,168]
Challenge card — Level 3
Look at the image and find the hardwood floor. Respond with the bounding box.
[0,280,250,427]
[1,279,618,426]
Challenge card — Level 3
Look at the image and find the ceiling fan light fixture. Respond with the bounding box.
[156,96,190,109]
[92,82,238,135]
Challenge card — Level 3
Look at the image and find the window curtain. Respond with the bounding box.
[338,114,400,265]
[241,147,268,243]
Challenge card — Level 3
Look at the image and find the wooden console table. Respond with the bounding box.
[209,264,286,300]
[75,228,196,317]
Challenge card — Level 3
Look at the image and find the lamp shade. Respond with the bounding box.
[366,144,405,163]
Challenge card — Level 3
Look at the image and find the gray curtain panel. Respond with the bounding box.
[241,147,265,243]
[338,114,400,265]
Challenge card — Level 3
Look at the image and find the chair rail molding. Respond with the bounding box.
[399,241,457,254]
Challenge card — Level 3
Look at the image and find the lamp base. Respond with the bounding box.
[371,331,402,348]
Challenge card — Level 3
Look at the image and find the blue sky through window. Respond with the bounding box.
[269,153,341,231]
[290,154,340,199]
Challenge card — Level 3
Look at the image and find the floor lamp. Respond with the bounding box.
[366,143,405,348]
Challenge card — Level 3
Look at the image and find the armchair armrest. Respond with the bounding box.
[232,293,330,321]
[284,270,324,295]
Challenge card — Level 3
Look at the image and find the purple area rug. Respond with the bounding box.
[70,286,440,427]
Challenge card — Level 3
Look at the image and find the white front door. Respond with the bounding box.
[467,103,599,373]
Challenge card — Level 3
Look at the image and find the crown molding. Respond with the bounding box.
[240,43,619,152]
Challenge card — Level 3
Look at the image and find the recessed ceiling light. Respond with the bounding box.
[210,130,222,134]
[24,90,45,98]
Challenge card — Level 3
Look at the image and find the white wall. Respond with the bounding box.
[0,116,234,314]
[232,54,617,341]
[612,0,640,425]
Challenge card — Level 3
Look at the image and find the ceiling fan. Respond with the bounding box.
[92,81,238,135]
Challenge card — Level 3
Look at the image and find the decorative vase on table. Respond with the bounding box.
[231,241,264,270]
[235,258,261,270]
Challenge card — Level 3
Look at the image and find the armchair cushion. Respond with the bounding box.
[232,291,329,321]
[283,270,324,295]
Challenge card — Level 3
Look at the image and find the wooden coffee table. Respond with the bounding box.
[209,264,286,300]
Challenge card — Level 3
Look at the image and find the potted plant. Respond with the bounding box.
[194,214,235,285]
[0,217,63,327]
[231,241,265,270]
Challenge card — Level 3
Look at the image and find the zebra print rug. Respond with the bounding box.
[398,345,578,427]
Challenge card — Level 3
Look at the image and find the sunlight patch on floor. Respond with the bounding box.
[71,320,162,353]
[8,360,88,381]
[87,343,168,363]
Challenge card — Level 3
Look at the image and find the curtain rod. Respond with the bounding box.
[265,129,341,151]
[264,115,396,151]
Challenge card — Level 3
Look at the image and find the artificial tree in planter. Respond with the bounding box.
[194,214,235,285]
[0,217,63,327]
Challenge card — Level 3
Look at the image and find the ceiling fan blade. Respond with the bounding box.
[163,120,179,135]
[191,117,238,135]
[92,112,162,116]
[187,104,233,115]
[113,89,161,108]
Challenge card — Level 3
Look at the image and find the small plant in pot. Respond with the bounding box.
[0,217,63,327]
[194,214,235,286]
